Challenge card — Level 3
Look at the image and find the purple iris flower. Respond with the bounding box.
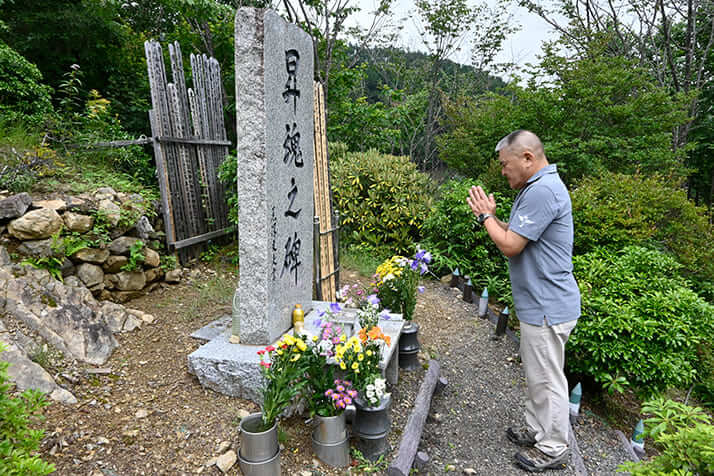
[367,294,380,305]
[379,311,391,320]
[415,249,425,261]
[330,302,343,313]
[313,318,322,327]
[420,262,428,275]
[409,259,418,271]
[417,285,425,294]
[423,251,432,264]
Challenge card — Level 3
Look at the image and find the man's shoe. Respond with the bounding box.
[506,426,537,447]
[514,447,569,472]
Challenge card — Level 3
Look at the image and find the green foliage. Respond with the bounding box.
[0,344,55,476]
[0,139,57,193]
[439,46,692,186]
[55,86,154,185]
[21,256,63,282]
[88,210,112,246]
[421,178,512,301]
[51,232,89,258]
[0,40,53,125]
[571,172,714,299]
[121,240,145,272]
[569,246,714,395]
[618,398,714,475]
[160,254,178,272]
[351,447,388,473]
[331,149,433,254]
[217,152,238,227]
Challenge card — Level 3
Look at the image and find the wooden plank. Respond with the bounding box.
[387,360,442,476]
[171,227,234,249]
[148,109,176,247]
[156,136,231,146]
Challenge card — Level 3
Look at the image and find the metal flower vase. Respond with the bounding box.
[311,412,350,467]
[398,321,420,370]
[353,395,391,461]
[238,413,281,476]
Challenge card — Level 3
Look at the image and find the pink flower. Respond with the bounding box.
[257,349,265,356]
[260,361,271,368]
[336,385,345,392]
[343,396,352,405]
[265,345,275,352]
[325,389,333,397]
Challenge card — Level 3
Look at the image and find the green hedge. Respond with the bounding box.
[421,177,513,303]
[0,41,53,125]
[571,172,714,300]
[569,246,714,395]
[331,149,432,254]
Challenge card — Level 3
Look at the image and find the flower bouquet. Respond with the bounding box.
[374,248,431,321]
[334,328,391,407]
[256,334,309,430]
[303,318,349,417]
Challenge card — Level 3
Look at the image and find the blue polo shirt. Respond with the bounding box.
[507,164,580,326]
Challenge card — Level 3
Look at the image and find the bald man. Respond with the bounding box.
[466,130,581,472]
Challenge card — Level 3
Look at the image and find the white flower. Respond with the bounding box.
[384,273,395,281]
[366,384,375,392]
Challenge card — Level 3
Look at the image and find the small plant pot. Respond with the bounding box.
[353,395,391,438]
[355,432,390,462]
[399,322,420,370]
[238,413,280,473]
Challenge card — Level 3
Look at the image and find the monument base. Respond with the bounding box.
[187,302,405,403]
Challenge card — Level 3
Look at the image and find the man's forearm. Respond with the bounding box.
[483,216,527,258]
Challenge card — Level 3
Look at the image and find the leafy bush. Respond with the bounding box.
[571,172,714,299]
[569,246,714,395]
[121,240,145,272]
[421,178,512,302]
[331,150,432,254]
[618,398,714,475]
[0,344,55,476]
[218,151,237,227]
[0,41,53,125]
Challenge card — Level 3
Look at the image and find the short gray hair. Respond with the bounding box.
[495,130,527,152]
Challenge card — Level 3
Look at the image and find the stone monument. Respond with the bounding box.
[232,7,314,345]
[187,7,315,400]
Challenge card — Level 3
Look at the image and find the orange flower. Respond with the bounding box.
[358,327,368,343]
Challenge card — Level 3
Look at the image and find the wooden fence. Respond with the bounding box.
[144,40,231,262]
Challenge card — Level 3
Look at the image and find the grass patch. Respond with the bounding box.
[39,156,159,203]
[339,244,390,278]
[185,271,236,320]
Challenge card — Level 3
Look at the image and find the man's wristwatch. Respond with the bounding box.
[477,213,495,225]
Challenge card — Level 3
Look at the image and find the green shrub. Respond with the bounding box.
[121,240,145,272]
[571,172,714,300]
[0,344,55,476]
[331,150,432,254]
[618,398,714,475]
[0,41,53,125]
[218,151,238,227]
[421,177,512,302]
[569,246,714,395]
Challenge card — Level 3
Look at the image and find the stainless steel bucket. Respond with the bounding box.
[239,413,279,464]
[311,433,350,467]
[313,413,347,444]
[238,447,281,476]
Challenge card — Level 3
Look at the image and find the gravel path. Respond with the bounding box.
[407,279,635,476]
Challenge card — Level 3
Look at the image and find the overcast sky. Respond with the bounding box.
[349,0,561,78]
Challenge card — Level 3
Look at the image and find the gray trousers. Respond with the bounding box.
[519,318,577,457]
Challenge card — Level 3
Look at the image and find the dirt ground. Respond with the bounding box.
[36,262,633,475]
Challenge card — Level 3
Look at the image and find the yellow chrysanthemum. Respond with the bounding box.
[312,335,318,342]
[351,362,359,370]
[340,334,346,342]
[358,353,364,361]
[366,350,373,357]
[277,349,283,355]
[296,339,307,351]
[340,362,346,370]
[290,354,301,362]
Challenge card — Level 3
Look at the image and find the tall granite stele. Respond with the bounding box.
[232,7,314,345]
[187,7,314,400]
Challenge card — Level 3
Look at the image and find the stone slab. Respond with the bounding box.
[233,8,315,345]
[187,302,404,402]
[190,314,232,342]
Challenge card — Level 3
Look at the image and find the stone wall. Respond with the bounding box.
[0,188,182,302]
